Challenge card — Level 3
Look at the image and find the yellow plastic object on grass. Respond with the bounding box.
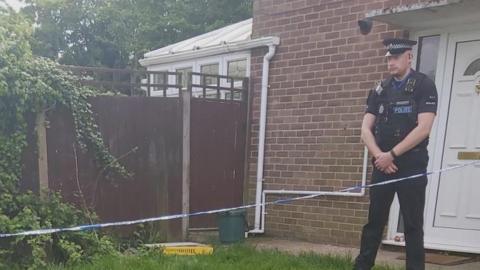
[144,242,214,256]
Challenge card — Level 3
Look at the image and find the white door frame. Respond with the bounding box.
[384,27,480,254]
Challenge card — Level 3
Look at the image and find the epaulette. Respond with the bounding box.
[374,77,392,95]
[405,77,416,93]
[405,71,426,94]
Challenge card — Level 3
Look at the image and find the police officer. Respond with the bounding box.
[353,38,438,270]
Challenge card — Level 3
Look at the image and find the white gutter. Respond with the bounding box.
[251,44,277,232]
[139,36,280,66]
[249,147,368,234]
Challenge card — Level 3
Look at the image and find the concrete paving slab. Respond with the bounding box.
[248,237,480,270]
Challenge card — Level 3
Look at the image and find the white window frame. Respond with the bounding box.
[145,51,251,98]
[224,53,251,79]
[198,57,222,95]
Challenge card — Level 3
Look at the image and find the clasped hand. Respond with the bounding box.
[374,152,398,174]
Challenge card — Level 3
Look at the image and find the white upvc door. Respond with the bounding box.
[434,39,480,230]
[386,30,480,254]
[424,32,480,252]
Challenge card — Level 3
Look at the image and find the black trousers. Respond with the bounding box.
[354,168,428,270]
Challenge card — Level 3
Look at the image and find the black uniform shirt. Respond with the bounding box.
[366,70,438,117]
[364,70,438,170]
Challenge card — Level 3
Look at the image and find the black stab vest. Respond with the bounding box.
[373,72,428,153]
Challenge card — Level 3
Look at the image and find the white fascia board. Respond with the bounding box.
[365,0,459,18]
[139,36,280,67]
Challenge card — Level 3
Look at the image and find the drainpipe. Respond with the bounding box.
[250,45,277,233]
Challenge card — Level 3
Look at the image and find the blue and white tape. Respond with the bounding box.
[1,160,478,238]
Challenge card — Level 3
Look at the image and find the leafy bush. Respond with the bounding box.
[0,8,126,269]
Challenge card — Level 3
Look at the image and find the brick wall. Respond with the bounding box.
[248,0,432,245]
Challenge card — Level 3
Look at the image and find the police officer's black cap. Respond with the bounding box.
[383,38,417,56]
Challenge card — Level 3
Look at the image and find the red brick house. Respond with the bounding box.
[247,0,480,253]
[141,0,480,253]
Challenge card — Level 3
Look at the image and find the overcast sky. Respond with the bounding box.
[3,0,24,11]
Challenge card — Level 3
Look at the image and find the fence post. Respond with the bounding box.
[147,72,152,97]
[36,110,49,196]
[129,69,135,96]
[181,75,191,241]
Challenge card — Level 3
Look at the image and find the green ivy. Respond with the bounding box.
[0,9,126,268]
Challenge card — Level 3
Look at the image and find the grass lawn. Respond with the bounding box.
[47,244,398,270]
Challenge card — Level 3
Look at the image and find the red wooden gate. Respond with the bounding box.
[189,73,249,229]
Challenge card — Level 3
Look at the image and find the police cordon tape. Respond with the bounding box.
[1,160,479,238]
